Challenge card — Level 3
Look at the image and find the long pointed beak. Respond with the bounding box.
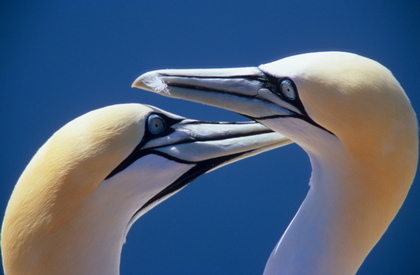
[132,67,295,120]
[142,118,292,168]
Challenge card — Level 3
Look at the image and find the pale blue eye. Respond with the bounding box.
[280,79,296,101]
[147,114,166,135]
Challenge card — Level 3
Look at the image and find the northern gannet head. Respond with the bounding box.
[1,103,290,274]
[133,52,418,272]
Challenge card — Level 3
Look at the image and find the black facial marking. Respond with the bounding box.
[131,151,245,220]
[259,74,308,116]
[258,74,335,135]
[104,113,182,179]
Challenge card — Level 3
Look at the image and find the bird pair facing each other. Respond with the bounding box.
[2,52,418,275]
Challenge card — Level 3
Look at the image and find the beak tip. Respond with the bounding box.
[130,77,138,88]
[132,72,170,94]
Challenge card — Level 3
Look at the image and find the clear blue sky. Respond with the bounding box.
[1,1,419,274]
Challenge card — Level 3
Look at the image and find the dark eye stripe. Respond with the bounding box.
[104,113,182,179]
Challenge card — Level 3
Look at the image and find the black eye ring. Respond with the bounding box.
[147,114,166,135]
[279,79,297,101]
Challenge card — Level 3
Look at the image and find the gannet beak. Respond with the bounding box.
[132,67,296,120]
[141,118,291,168]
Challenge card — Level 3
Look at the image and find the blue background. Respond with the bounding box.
[1,1,419,274]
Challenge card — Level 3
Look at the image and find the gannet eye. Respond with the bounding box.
[279,79,296,101]
[147,114,166,135]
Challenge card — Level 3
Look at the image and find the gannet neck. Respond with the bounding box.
[264,149,412,274]
[263,106,418,274]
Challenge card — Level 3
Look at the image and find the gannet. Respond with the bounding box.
[133,51,418,274]
[1,103,291,275]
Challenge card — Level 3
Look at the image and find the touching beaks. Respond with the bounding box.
[142,117,293,165]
